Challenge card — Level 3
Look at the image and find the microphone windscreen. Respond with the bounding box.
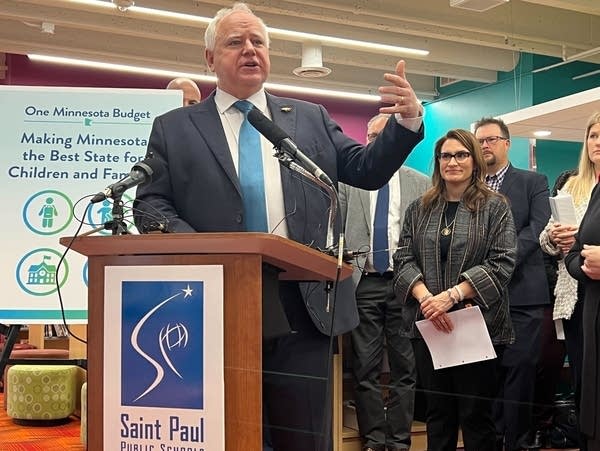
[247,107,288,146]
[133,157,163,183]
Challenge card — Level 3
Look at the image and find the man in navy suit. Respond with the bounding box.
[474,117,551,451]
[134,3,424,450]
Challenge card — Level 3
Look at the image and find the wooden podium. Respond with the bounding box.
[61,232,350,451]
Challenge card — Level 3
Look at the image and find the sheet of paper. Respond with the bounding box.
[554,319,565,340]
[549,191,577,225]
[415,306,496,370]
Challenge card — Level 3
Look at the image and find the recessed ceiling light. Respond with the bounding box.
[533,130,552,137]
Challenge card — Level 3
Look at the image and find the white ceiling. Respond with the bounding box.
[499,87,600,142]
[0,0,599,101]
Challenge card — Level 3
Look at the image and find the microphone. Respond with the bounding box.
[247,107,334,186]
[90,157,161,204]
[324,246,370,263]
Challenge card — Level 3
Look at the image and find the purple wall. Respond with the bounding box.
[2,53,375,143]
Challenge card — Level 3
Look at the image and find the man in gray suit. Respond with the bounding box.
[339,113,430,451]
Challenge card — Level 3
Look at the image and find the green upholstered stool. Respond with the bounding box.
[80,382,87,446]
[6,365,78,423]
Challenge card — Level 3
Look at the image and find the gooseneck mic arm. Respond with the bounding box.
[247,108,334,187]
[276,153,339,251]
[247,108,359,290]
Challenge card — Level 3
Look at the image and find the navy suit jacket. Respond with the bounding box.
[134,91,424,335]
[500,164,551,307]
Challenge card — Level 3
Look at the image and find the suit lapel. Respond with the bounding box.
[266,94,303,228]
[268,93,297,140]
[188,94,241,194]
[358,189,371,233]
[499,164,516,198]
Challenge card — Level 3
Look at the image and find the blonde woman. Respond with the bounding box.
[542,112,600,450]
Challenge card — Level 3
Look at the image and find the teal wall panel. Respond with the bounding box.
[409,52,598,182]
[409,67,534,175]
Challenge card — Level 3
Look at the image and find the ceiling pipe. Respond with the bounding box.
[572,68,600,80]
[532,45,600,74]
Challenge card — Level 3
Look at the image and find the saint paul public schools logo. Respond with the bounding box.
[121,281,204,409]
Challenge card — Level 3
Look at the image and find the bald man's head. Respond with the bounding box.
[166,78,202,106]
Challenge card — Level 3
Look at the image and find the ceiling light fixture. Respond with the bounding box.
[69,0,428,57]
[293,42,331,78]
[533,130,552,138]
[111,0,135,12]
[40,22,55,35]
[27,54,382,102]
[449,0,509,12]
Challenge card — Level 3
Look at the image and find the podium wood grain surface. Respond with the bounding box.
[61,232,350,451]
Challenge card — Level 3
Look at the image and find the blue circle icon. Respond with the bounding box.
[22,190,74,236]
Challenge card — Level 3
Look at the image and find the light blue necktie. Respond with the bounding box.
[234,100,268,232]
[373,183,390,273]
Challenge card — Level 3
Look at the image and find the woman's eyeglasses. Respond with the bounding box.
[437,151,472,162]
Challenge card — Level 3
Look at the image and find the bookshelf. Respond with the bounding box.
[27,324,87,358]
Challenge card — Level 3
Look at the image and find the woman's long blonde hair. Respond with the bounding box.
[563,112,600,206]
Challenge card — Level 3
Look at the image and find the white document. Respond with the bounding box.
[554,319,565,340]
[549,191,577,224]
[416,306,496,370]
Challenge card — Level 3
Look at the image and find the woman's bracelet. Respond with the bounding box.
[453,285,465,302]
[446,288,458,305]
[418,292,433,304]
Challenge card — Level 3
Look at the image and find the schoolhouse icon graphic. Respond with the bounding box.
[16,248,69,296]
[26,255,56,285]
[121,281,204,410]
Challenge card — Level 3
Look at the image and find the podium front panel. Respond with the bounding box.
[87,254,262,451]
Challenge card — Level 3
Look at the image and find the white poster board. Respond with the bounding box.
[104,265,224,451]
[0,86,181,324]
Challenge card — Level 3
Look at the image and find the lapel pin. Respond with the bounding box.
[281,106,292,113]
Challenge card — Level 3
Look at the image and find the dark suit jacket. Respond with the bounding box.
[565,183,600,438]
[134,91,424,336]
[339,167,430,287]
[500,164,551,307]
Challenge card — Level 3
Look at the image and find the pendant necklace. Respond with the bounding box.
[441,211,455,236]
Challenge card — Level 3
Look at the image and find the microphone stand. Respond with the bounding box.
[81,195,129,237]
[274,150,348,451]
[274,150,343,312]
[108,195,129,236]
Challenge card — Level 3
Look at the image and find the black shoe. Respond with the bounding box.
[520,429,546,450]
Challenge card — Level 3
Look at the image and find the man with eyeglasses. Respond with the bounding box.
[339,113,429,451]
[474,117,551,451]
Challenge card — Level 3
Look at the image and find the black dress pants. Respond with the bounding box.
[563,290,587,450]
[262,282,332,451]
[350,273,415,450]
[413,339,498,451]
[494,305,544,451]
